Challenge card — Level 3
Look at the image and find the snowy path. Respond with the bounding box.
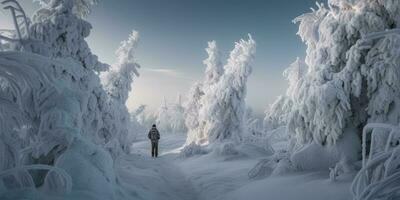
[115,134,198,200]
[117,134,354,200]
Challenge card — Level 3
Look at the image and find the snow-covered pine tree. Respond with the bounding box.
[33,0,98,18]
[263,0,400,171]
[104,31,140,103]
[30,0,108,72]
[100,31,141,155]
[184,82,205,144]
[170,94,187,133]
[0,1,143,198]
[156,97,172,132]
[156,95,187,134]
[185,41,222,144]
[203,40,223,85]
[204,35,256,143]
[288,0,400,146]
[197,41,224,140]
[264,58,307,130]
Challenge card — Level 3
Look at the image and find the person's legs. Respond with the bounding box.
[151,141,155,157]
[155,142,158,157]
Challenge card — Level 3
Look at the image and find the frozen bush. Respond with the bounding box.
[180,142,207,158]
[352,123,400,200]
[214,142,239,156]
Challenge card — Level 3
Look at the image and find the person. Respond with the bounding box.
[148,124,160,157]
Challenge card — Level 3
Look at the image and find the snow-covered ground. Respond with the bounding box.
[123,134,354,200]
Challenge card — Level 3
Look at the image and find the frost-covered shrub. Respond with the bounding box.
[351,123,400,200]
[290,127,360,171]
[268,0,400,151]
[180,142,207,158]
[248,158,274,179]
[329,158,356,182]
[248,150,293,179]
[214,142,239,156]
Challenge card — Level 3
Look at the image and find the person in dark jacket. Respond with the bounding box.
[148,124,160,157]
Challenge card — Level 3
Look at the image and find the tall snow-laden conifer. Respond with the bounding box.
[204,35,256,143]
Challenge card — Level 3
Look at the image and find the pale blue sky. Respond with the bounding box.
[0,0,325,116]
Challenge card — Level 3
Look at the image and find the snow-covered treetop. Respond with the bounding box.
[33,0,98,18]
[224,34,256,78]
[203,40,223,85]
[104,30,140,103]
[115,30,140,74]
[283,57,308,98]
[29,0,108,72]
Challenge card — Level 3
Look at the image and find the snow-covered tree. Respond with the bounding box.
[131,104,157,138]
[0,1,142,198]
[203,35,256,143]
[170,95,187,132]
[156,96,187,134]
[156,97,172,133]
[184,82,205,144]
[185,41,223,144]
[264,58,307,130]
[245,107,264,137]
[185,36,256,145]
[260,0,400,172]
[97,31,141,155]
[29,0,108,72]
[281,0,400,147]
[34,0,98,18]
[103,31,140,103]
[203,40,223,85]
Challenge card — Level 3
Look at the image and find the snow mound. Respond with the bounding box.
[291,127,360,171]
[214,142,239,156]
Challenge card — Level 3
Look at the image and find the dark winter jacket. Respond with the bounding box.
[148,127,160,142]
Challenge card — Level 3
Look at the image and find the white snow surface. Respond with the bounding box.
[125,133,354,200]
